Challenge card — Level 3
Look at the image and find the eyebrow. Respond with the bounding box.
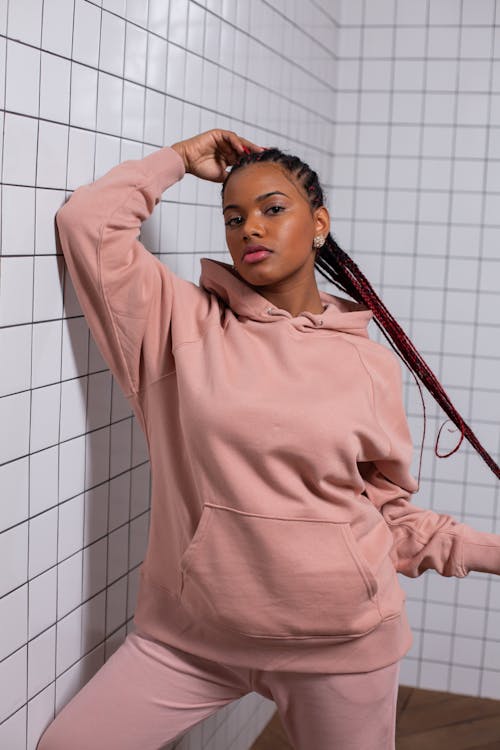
[222,191,289,214]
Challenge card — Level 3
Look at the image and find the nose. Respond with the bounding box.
[242,214,264,239]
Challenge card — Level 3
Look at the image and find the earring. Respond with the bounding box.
[313,235,325,249]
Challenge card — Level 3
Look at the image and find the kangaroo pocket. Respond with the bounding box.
[178,503,383,640]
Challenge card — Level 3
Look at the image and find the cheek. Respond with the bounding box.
[281,218,313,247]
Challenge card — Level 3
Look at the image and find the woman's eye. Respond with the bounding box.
[225,216,242,227]
[224,206,284,228]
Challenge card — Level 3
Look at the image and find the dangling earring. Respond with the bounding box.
[313,235,325,249]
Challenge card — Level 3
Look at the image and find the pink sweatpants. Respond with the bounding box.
[36,629,400,750]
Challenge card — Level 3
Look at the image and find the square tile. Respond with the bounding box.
[81,591,106,652]
[85,482,109,545]
[124,22,147,84]
[452,635,484,668]
[129,513,148,568]
[106,577,128,635]
[100,11,125,76]
[56,607,82,675]
[8,0,43,45]
[0,391,30,465]
[0,706,27,750]
[39,53,71,123]
[83,537,107,598]
[144,88,165,146]
[0,521,29,598]
[166,43,186,98]
[28,567,57,639]
[42,0,74,56]
[94,133,121,178]
[85,424,112,489]
[5,40,40,117]
[168,0,188,46]
[60,316,89,382]
[73,0,101,68]
[107,525,129,582]
[69,64,98,130]
[29,508,58,578]
[127,0,148,26]
[2,113,38,185]
[60,376,88,442]
[0,647,27,723]
[31,321,62,390]
[0,458,29,532]
[30,384,61,453]
[37,121,68,189]
[0,323,31,397]
[59,435,86,502]
[27,684,55,750]
[1,186,35,255]
[29,446,58,518]
[147,33,167,89]
[0,586,28,661]
[66,128,96,190]
[0,38,5,110]
[86,371,112,432]
[33,255,64,321]
[148,0,170,36]
[58,496,85,561]
[57,551,83,616]
[130,464,150,516]
[122,79,145,140]
[28,626,56,699]
[36,188,67,255]
[96,72,123,135]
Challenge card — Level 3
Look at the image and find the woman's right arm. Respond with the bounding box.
[56,146,195,399]
[55,130,263,399]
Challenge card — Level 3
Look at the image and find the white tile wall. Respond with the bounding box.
[0,0,338,747]
[1,0,499,747]
[333,0,500,701]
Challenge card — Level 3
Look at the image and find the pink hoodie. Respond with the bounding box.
[55,145,500,674]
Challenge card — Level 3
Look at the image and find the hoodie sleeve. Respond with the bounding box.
[55,145,209,399]
[357,345,500,579]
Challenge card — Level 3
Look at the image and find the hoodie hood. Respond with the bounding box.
[199,257,373,337]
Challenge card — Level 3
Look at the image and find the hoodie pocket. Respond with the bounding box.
[178,503,382,640]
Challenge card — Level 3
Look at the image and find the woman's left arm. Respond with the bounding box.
[358,345,500,579]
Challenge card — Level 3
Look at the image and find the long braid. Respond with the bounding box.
[221,148,500,481]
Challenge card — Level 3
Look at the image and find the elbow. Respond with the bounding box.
[56,184,93,229]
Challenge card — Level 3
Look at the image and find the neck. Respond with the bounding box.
[259,283,325,317]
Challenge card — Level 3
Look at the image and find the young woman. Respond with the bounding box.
[37,129,500,750]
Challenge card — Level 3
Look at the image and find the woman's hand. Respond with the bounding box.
[170,129,265,182]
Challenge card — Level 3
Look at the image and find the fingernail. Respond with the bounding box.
[242,146,250,154]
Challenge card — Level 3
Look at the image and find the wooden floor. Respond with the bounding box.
[249,684,500,749]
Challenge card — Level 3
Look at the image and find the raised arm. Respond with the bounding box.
[56,130,265,400]
[56,145,198,398]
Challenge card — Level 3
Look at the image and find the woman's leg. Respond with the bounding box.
[253,659,401,750]
[36,630,251,750]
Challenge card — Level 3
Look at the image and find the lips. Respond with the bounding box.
[243,245,273,258]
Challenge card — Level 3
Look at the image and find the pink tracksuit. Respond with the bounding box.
[37,145,500,749]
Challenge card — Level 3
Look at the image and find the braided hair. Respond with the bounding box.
[221,147,500,482]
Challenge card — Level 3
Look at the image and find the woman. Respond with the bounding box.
[38,129,500,750]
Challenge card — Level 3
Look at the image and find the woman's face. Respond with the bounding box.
[222,162,330,287]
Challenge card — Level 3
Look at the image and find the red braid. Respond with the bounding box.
[316,237,499,482]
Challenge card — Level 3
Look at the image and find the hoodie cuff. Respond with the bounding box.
[140,145,186,191]
[461,525,500,576]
